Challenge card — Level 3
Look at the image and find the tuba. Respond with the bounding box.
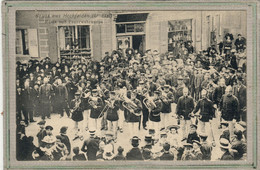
[143,96,157,111]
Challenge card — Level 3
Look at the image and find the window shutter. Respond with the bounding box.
[159,21,168,53]
[28,29,39,57]
[91,25,102,61]
[48,26,58,62]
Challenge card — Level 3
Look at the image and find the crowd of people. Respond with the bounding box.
[16,33,247,161]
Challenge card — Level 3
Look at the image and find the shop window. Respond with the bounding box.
[59,25,91,50]
[116,23,145,34]
[58,25,91,61]
[168,19,192,51]
[16,29,29,55]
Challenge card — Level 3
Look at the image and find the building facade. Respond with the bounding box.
[16,10,246,63]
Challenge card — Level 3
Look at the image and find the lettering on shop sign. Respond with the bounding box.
[46,20,104,24]
[35,13,112,19]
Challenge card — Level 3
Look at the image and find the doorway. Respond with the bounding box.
[132,35,145,53]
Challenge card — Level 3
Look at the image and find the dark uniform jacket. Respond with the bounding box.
[187,132,200,144]
[125,98,142,123]
[233,85,246,111]
[193,98,215,122]
[220,151,234,160]
[60,134,71,155]
[113,154,126,160]
[73,153,87,160]
[160,91,175,113]
[176,96,194,120]
[89,97,104,119]
[81,137,99,160]
[39,83,53,104]
[200,141,212,160]
[191,149,203,160]
[70,99,84,122]
[36,129,47,147]
[219,94,239,121]
[106,100,120,121]
[149,98,163,122]
[23,87,34,109]
[213,86,226,106]
[160,152,174,160]
[231,140,246,160]
[126,147,144,160]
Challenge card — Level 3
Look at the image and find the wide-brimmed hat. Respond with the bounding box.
[168,125,180,130]
[105,131,114,136]
[219,138,230,149]
[183,142,193,147]
[199,132,208,138]
[144,135,153,144]
[89,129,96,135]
[37,120,46,125]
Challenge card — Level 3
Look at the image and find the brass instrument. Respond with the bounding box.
[122,99,141,116]
[143,96,157,110]
[70,98,81,115]
[88,96,99,108]
[104,99,115,109]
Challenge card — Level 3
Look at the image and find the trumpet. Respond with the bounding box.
[104,99,115,109]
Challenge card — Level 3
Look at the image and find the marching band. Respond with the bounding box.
[16,33,247,161]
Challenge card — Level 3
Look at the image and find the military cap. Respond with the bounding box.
[45,125,53,130]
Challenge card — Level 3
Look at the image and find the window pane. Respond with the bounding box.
[16,30,22,54]
[116,24,125,33]
[135,23,144,32]
[126,24,134,32]
[78,26,90,49]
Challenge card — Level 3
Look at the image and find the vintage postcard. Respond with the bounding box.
[2,0,260,169]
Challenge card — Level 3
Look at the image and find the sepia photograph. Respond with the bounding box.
[2,1,259,169]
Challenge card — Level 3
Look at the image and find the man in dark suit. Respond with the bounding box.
[16,87,24,124]
[159,143,174,160]
[81,129,99,160]
[233,77,247,121]
[219,138,234,160]
[54,78,68,117]
[126,136,144,160]
[23,80,36,124]
[39,77,53,119]
[213,78,226,107]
